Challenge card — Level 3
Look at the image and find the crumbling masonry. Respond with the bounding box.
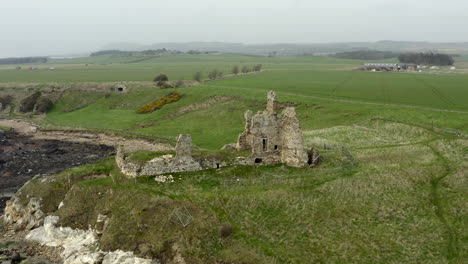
[236,91,309,167]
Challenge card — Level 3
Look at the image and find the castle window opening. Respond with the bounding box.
[262,138,268,151]
[255,158,263,164]
[274,145,278,150]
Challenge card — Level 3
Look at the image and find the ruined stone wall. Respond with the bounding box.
[280,107,308,167]
[115,146,142,177]
[175,134,192,157]
[116,134,227,177]
[266,90,279,113]
[236,110,253,151]
[249,112,282,155]
[235,91,309,168]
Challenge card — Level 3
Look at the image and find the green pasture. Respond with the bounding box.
[0,54,363,83]
[44,84,468,150]
[22,53,464,149]
[1,53,467,263]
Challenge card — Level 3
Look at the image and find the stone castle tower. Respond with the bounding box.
[236,91,308,167]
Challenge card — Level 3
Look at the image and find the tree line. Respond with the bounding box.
[0,57,48,65]
[398,52,454,66]
[193,64,262,81]
[331,50,399,60]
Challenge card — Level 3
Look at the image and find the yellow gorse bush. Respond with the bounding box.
[136,91,183,114]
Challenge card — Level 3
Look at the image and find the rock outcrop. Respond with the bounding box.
[26,216,156,264]
[3,196,45,231]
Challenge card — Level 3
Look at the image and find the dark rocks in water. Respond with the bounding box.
[0,130,114,214]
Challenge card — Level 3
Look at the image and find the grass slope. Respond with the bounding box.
[12,119,467,263]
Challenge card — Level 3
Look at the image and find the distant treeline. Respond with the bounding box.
[90,48,180,57]
[398,52,454,66]
[331,50,399,60]
[90,49,222,57]
[0,57,48,65]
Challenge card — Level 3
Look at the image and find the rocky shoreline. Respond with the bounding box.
[0,128,115,263]
[0,129,114,214]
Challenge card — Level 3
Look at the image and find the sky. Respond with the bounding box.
[0,0,467,57]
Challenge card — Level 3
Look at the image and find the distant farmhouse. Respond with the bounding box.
[363,63,417,72]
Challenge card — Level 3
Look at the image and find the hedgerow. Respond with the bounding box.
[135,91,183,114]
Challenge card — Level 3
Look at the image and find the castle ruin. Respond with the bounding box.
[116,91,313,177]
[236,91,309,167]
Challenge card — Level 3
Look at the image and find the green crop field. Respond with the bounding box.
[1,53,467,263]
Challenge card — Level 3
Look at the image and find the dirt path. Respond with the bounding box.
[0,119,173,152]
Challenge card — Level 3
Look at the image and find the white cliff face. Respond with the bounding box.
[26,216,156,264]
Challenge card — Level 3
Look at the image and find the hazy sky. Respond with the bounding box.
[1,0,467,57]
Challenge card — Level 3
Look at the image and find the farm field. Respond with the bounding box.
[28,54,467,149]
[1,53,467,263]
[0,54,362,83]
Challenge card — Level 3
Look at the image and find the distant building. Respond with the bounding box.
[363,63,417,71]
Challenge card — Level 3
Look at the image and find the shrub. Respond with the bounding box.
[232,65,239,75]
[208,69,219,80]
[241,66,250,73]
[154,74,169,82]
[35,97,53,113]
[253,64,262,72]
[136,91,183,114]
[0,95,13,109]
[220,223,233,238]
[193,71,202,82]
[19,91,41,113]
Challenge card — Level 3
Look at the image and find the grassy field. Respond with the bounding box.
[13,118,467,263]
[0,54,374,83]
[1,53,467,263]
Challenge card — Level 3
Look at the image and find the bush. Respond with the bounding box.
[253,64,262,72]
[193,72,202,82]
[241,66,250,73]
[232,65,239,75]
[35,97,53,113]
[136,91,183,114]
[19,91,41,113]
[154,74,169,82]
[0,95,13,109]
[208,69,219,80]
